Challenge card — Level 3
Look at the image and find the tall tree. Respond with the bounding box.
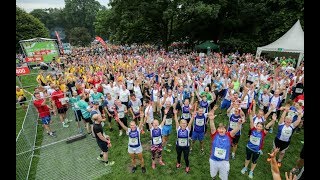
[68,27,92,46]
[64,0,103,37]
[16,6,49,52]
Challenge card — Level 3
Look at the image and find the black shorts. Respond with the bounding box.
[99,106,104,114]
[18,97,27,106]
[97,141,108,152]
[270,111,281,119]
[246,146,260,164]
[75,110,83,122]
[232,135,241,145]
[274,138,290,152]
[121,101,128,107]
[108,111,115,122]
[57,107,68,114]
[241,108,248,117]
[176,103,182,111]
[246,80,253,85]
[263,106,269,114]
[83,117,93,124]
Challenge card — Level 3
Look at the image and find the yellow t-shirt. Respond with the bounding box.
[16,89,25,99]
[36,74,46,85]
[46,75,52,82]
[60,84,67,92]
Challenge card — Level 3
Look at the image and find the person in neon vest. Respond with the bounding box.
[208,110,244,180]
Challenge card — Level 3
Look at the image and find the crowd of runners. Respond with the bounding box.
[16,43,304,179]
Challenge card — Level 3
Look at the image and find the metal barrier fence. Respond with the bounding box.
[16,91,112,180]
[16,101,39,180]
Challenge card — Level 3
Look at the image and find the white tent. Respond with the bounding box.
[256,20,304,67]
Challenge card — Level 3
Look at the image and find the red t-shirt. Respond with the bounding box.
[33,99,50,118]
[294,94,304,110]
[51,90,65,108]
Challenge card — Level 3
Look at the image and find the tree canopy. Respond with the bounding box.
[19,0,304,52]
[16,6,49,52]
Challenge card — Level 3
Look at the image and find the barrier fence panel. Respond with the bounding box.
[17,91,112,180]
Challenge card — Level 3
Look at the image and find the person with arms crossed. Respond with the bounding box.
[93,114,115,166]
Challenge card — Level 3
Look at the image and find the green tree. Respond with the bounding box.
[64,0,103,37]
[68,27,92,46]
[16,6,49,52]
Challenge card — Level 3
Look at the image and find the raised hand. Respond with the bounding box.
[173,109,178,114]
[272,113,277,121]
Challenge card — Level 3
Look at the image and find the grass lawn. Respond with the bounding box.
[16,71,304,179]
[96,110,304,180]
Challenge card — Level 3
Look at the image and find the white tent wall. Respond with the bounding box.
[255,20,304,68]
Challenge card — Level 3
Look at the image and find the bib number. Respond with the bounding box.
[152,136,162,145]
[249,135,261,146]
[182,113,190,119]
[214,147,226,159]
[195,118,204,126]
[178,138,188,146]
[129,137,138,146]
[229,121,238,129]
[165,118,172,125]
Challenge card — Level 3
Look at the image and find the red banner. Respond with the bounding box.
[55,31,64,55]
[25,56,44,62]
[16,66,30,76]
[95,36,108,50]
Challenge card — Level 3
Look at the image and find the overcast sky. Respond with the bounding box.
[16,0,110,12]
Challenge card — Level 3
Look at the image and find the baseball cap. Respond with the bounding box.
[92,101,99,105]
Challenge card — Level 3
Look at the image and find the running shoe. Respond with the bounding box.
[185,167,190,173]
[131,166,137,173]
[269,128,273,133]
[241,167,247,174]
[248,171,254,179]
[152,162,156,169]
[159,161,165,166]
[97,156,104,161]
[105,161,115,166]
[142,166,146,173]
[176,163,181,168]
[167,143,172,147]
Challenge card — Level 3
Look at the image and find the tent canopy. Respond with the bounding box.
[195,40,219,50]
[19,37,57,43]
[256,20,304,67]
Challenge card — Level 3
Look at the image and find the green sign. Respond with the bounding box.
[278,48,283,52]
[20,40,59,63]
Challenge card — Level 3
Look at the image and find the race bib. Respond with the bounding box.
[288,111,297,118]
[129,137,138,146]
[118,111,125,118]
[132,106,139,113]
[59,98,67,105]
[195,118,204,126]
[74,103,79,109]
[182,113,190,119]
[214,147,227,159]
[295,88,303,93]
[178,138,188,146]
[249,135,261,146]
[165,118,172,125]
[152,136,162,145]
[229,121,238,129]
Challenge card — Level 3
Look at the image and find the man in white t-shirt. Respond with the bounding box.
[119,84,130,107]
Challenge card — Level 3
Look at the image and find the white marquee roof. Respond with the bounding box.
[257,20,304,53]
